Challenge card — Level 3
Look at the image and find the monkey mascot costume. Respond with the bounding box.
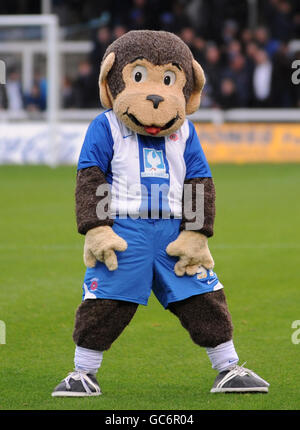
[52,30,269,396]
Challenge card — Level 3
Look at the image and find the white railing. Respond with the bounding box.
[0,14,59,165]
[1,108,299,123]
[0,40,92,93]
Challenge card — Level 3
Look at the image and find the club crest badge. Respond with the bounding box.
[141,148,169,178]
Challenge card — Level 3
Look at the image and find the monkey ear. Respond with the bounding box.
[99,52,115,109]
[186,59,206,115]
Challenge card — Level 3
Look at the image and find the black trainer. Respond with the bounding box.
[210,363,269,393]
[52,370,102,397]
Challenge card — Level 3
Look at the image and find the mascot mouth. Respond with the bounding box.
[124,110,180,135]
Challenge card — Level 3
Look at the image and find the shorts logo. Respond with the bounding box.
[207,279,216,285]
[141,148,169,178]
[90,278,99,291]
[196,266,208,280]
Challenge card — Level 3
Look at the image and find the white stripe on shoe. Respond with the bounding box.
[51,370,102,397]
[210,363,269,393]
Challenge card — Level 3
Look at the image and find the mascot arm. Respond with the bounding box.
[75,166,127,270]
[75,166,113,235]
[166,177,215,277]
[180,177,215,237]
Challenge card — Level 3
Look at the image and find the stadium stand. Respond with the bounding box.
[0,0,299,112]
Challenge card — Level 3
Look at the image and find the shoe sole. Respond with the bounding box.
[52,391,102,397]
[210,387,269,393]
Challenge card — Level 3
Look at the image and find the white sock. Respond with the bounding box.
[206,340,239,373]
[74,345,103,374]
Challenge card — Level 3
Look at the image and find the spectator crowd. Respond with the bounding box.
[1,0,300,112]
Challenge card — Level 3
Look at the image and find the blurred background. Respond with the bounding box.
[1,2,300,411]
[0,0,300,163]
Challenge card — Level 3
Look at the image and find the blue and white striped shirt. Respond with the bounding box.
[78,110,211,218]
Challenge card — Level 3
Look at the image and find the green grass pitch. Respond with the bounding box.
[0,164,299,410]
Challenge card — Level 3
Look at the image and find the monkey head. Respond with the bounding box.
[99,30,205,137]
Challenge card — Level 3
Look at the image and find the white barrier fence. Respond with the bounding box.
[1,113,300,165]
[1,108,300,123]
[0,122,86,164]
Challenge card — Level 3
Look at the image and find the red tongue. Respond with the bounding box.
[144,126,161,135]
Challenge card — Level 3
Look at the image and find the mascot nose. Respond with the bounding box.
[146,94,164,109]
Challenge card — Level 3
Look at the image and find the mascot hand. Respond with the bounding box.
[83,226,127,270]
[166,231,214,277]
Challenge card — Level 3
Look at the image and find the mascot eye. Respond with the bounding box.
[163,71,176,86]
[132,65,147,83]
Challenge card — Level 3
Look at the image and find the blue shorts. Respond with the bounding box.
[82,218,223,308]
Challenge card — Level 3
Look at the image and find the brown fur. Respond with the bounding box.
[103,30,194,103]
[168,290,233,348]
[72,291,232,351]
[181,177,216,237]
[107,57,189,136]
[73,299,138,351]
[75,166,113,235]
[99,32,205,136]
